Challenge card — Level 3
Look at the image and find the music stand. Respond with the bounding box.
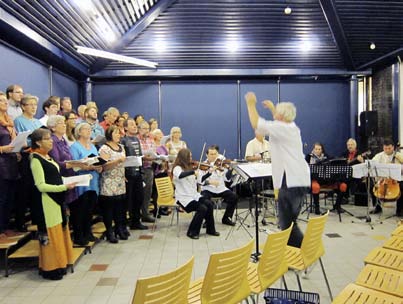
[352,161,401,228]
[230,162,272,261]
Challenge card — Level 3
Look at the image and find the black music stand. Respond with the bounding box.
[230,163,272,261]
[308,163,353,222]
[352,161,401,228]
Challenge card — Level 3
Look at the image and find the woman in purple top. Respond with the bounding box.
[0,91,19,238]
[47,115,79,205]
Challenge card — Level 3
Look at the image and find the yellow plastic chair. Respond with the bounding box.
[355,264,402,298]
[132,256,194,304]
[391,224,403,237]
[247,223,293,301]
[188,239,254,304]
[153,177,180,235]
[285,211,333,301]
[364,247,403,271]
[382,235,403,252]
[332,283,402,304]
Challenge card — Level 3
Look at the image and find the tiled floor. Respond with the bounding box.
[0,201,400,304]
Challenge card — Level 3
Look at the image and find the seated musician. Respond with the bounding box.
[172,148,220,239]
[245,130,270,162]
[306,142,347,214]
[370,138,403,217]
[339,138,365,201]
[197,145,237,226]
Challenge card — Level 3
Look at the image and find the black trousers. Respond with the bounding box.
[126,174,144,225]
[180,196,216,235]
[99,194,126,232]
[201,189,237,219]
[69,191,97,240]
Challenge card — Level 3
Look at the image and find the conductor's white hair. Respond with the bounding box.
[276,102,296,122]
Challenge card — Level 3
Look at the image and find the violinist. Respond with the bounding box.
[342,138,365,165]
[370,138,403,216]
[172,148,219,239]
[198,145,237,226]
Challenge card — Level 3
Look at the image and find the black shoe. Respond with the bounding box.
[16,224,27,232]
[222,218,236,226]
[314,209,321,215]
[130,223,148,230]
[158,208,170,216]
[207,231,220,237]
[115,229,128,240]
[74,237,89,246]
[202,222,207,228]
[142,216,155,223]
[187,232,199,239]
[87,233,98,242]
[106,231,118,244]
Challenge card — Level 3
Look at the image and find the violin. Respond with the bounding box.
[213,158,233,169]
[191,160,215,171]
[373,178,401,201]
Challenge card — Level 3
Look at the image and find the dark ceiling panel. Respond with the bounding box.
[0,0,401,77]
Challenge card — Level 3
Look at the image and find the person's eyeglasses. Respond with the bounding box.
[41,137,52,141]
[13,91,23,94]
[24,103,37,107]
[67,117,77,120]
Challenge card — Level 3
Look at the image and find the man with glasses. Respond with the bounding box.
[6,84,24,120]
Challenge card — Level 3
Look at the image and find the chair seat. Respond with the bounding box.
[364,247,403,271]
[285,245,324,271]
[391,224,403,236]
[333,283,402,304]
[188,277,204,304]
[383,236,403,252]
[356,264,402,297]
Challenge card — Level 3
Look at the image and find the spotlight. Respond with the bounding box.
[370,43,376,50]
[284,6,292,14]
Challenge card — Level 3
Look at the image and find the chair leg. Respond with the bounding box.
[176,207,180,237]
[282,275,288,290]
[295,272,302,292]
[152,207,159,232]
[319,257,333,301]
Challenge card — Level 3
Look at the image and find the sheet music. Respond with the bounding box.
[63,174,92,187]
[124,156,142,167]
[10,131,32,152]
[352,160,401,181]
[237,163,272,179]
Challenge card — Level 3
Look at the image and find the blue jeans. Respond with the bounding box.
[278,187,307,248]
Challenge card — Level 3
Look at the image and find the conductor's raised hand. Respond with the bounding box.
[262,100,275,111]
[245,92,257,106]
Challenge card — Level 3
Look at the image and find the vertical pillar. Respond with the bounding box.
[237,80,241,159]
[350,75,358,138]
[48,65,53,96]
[85,77,92,103]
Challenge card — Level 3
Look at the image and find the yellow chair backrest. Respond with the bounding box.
[300,211,329,268]
[201,239,254,304]
[154,177,175,205]
[132,256,194,304]
[257,223,293,290]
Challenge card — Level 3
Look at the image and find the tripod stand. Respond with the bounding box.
[230,162,272,261]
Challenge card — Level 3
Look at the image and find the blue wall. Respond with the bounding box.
[0,43,80,117]
[92,82,159,121]
[92,80,350,159]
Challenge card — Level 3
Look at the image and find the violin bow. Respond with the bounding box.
[197,142,206,171]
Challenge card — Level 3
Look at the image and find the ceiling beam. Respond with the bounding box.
[90,0,176,74]
[319,0,355,70]
[0,7,88,76]
[357,47,403,70]
[91,68,371,78]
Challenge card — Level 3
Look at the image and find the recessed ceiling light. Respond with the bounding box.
[226,41,239,53]
[370,42,376,50]
[284,6,292,15]
[300,41,312,52]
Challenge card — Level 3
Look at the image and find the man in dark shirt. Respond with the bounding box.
[121,118,148,230]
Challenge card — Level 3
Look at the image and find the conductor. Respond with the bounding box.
[245,92,310,247]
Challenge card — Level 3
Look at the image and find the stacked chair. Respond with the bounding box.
[333,222,403,304]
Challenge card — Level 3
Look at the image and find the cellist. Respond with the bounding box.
[371,138,403,217]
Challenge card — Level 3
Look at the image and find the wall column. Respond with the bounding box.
[350,75,358,138]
